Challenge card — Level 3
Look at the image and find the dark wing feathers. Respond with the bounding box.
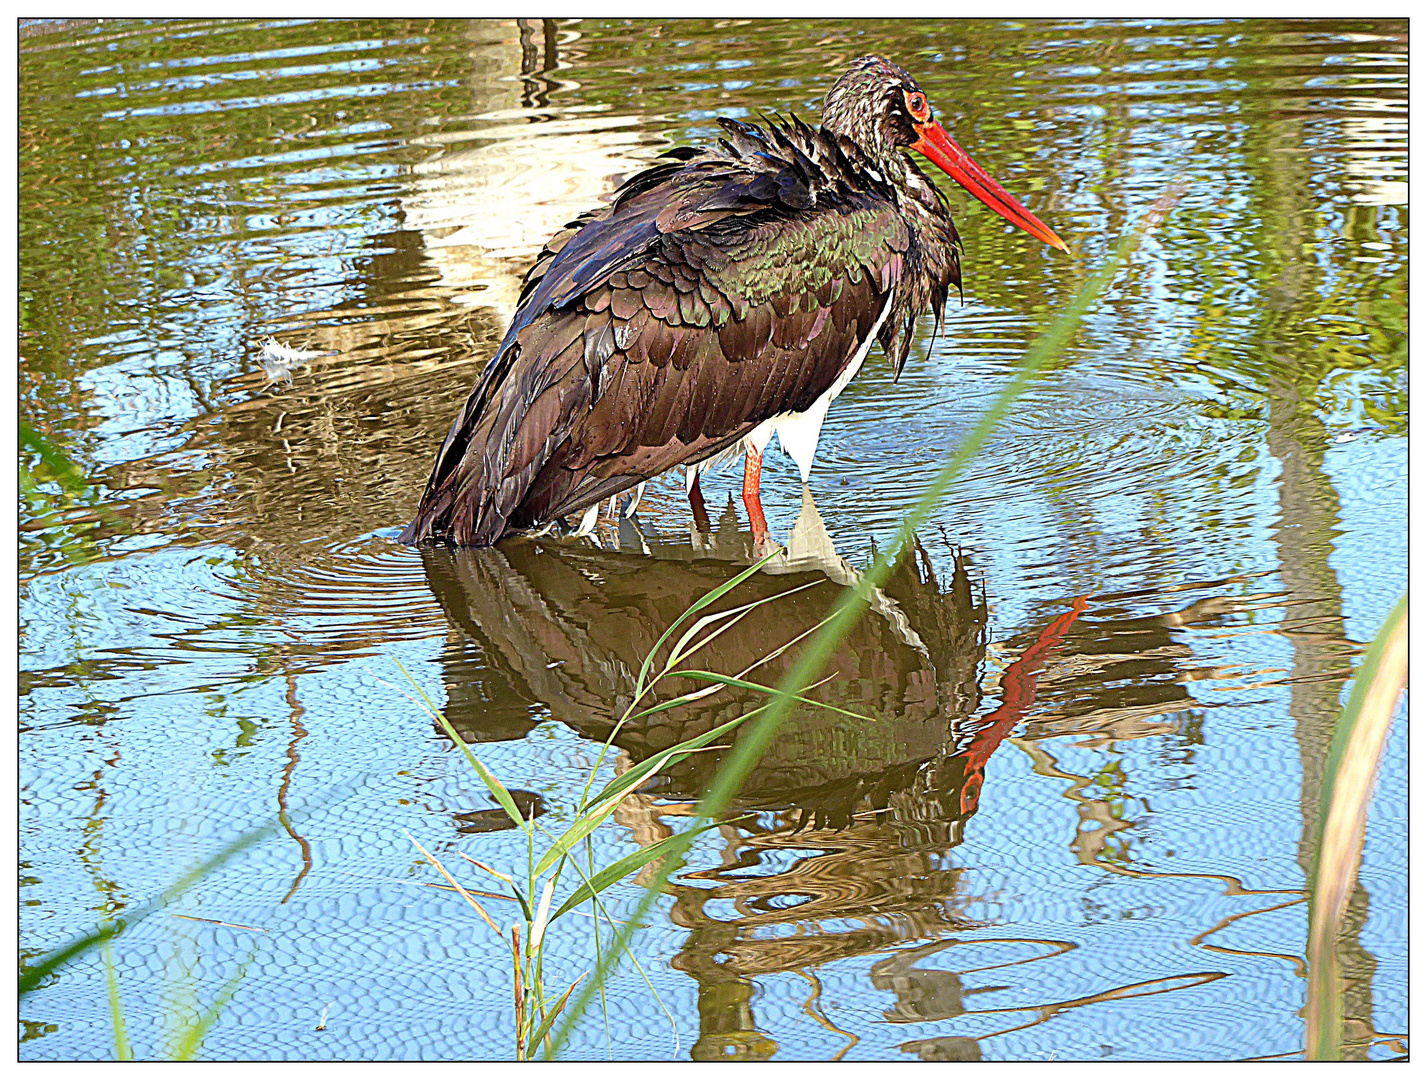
[401,118,913,546]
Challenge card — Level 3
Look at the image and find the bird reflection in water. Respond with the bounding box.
[418,487,1240,1058]
[420,486,992,831]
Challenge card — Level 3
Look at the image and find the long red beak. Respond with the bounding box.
[911,121,1068,253]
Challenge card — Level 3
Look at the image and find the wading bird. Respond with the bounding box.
[401,55,1066,548]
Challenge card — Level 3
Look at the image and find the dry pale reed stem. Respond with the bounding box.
[404,831,501,935]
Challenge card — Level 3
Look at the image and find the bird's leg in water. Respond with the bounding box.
[742,446,770,546]
[687,474,712,534]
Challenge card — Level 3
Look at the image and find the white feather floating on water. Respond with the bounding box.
[258,337,329,384]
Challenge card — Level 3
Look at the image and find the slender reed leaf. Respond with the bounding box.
[533,794,628,878]
[670,670,877,722]
[580,837,613,1055]
[395,658,528,833]
[170,949,256,1061]
[102,942,132,1062]
[665,582,818,670]
[459,853,515,886]
[406,832,502,935]
[1306,592,1407,1060]
[527,973,585,1053]
[551,823,721,923]
[19,818,279,998]
[583,714,749,811]
[458,853,531,921]
[633,546,786,698]
[20,420,88,493]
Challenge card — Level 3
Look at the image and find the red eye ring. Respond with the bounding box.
[904,90,930,121]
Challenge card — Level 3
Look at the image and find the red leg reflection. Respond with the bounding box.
[742,446,769,546]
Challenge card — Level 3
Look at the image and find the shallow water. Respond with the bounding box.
[18,18,1407,1060]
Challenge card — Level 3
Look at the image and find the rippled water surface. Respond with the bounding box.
[19,18,1407,1060]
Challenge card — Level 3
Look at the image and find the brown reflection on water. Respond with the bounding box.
[420,487,1259,1057]
[424,489,989,810]
[277,669,313,905]
[93,227,509,555]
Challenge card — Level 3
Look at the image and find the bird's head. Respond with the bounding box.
[822,56,1067,252]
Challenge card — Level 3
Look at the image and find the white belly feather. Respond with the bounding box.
[748,291,895,480]
[684,291,894,493]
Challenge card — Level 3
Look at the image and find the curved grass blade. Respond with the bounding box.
[103,942,132,1061]
[670,670,878,722]
[19,818,279,998]
[527,973,585,1054]
[551,822,721,923]
[395,658,528,833]
[170,947,257,1061]
[633,545,786,698]
[459,853,532,922]
[407,831,502,935]
[583,714,749,812]
[552,845,680,1059]
[665,582,819,670]
[20,420,89,493]
[1306,592,1407,1060]
[533,793,626,878]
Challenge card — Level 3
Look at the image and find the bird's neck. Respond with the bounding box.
[893,153,949,220]
[891,154,955,257]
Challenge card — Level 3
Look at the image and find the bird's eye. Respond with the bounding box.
[904,90,930,121]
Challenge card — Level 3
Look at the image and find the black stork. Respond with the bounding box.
[400,55,1066,549]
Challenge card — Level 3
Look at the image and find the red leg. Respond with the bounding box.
[688,473,711,534]
[742,446,769,546]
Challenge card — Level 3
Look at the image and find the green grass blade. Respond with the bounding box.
[19,420,89,493]
[170,948,256,1061]
[670,670,878,722]
[665,582,818,670]
[582,837,613,1056]
[102,941,132,1061]
[547,849,679,1059]
[622,692,761,725]
[545,185,1182,1058]
[632,545,787,698]
[564,566,800,825]
[526,974,585,1054]
[582,714,749,811]
[1306,592,1407,1060]
[533,795,625,878]
[458,853,533,921]
[19,818,279,998]
[551,822,720,923]
[395,658,528,834]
